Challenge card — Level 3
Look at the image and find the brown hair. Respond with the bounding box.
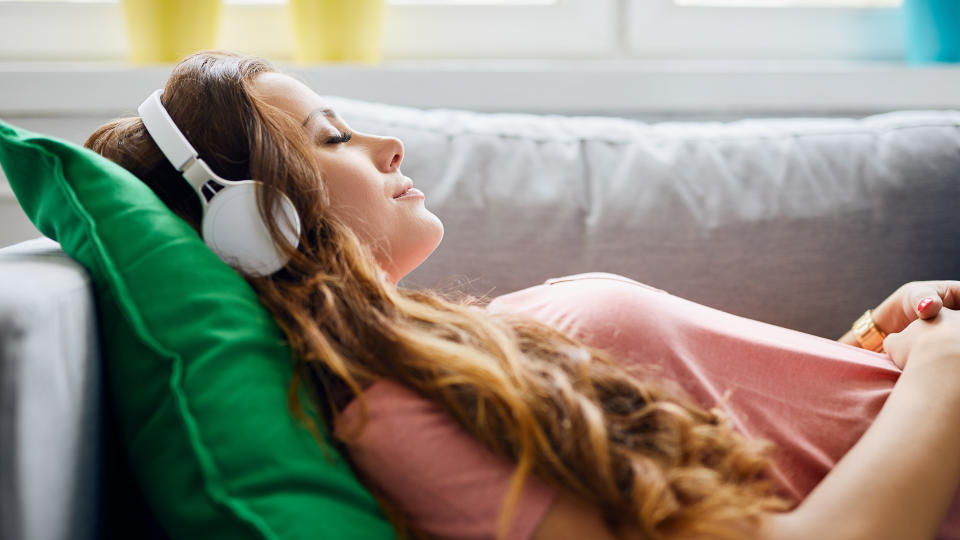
[85,51,792,539]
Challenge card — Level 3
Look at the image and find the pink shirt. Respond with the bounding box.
[334,272,960,539]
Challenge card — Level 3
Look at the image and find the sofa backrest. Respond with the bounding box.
[329,100,960,338]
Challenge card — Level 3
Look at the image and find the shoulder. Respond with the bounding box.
[489,272,668,313]
[541,272,668,294]
[487,272,673,337]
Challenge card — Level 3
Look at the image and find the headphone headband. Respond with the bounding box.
[138,90,199,172]
[138,89,222,194]
[135,88,301,277]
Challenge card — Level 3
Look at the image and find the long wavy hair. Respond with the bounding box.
[85,51,792,539]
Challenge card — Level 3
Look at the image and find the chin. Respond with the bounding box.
[410,217,445,272]
[426,215,444,253]
[386,217,444,284]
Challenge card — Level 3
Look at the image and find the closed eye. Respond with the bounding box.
[324,131,353,145]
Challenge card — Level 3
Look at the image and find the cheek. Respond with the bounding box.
[324,175,392,237]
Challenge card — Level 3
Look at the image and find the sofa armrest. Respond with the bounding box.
[0,237,100,540]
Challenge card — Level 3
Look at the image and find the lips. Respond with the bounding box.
[392,179,414,198]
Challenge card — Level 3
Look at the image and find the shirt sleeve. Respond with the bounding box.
[334,380,557,540]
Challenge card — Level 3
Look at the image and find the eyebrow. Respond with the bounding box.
[302,107,337,127]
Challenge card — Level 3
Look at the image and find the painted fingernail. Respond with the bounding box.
[918,297,934,313]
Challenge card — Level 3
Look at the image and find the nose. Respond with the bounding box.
[377,136,404,172]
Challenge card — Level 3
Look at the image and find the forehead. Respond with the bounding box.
[252,72,331,124]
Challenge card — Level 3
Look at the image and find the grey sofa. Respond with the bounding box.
[0,238,163,540]
[2,102,959,539]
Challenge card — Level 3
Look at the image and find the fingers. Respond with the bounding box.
[905,285,941,320]
[906,281,960,320]
[916,295,941,319]
[884,308,960,371]
[882,331,907,370]
[934,281,960,310]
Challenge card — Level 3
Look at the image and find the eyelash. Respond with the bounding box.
[324,131,353,145]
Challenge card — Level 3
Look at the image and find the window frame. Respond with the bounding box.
[0,0,619,61]
[626,0,905,60]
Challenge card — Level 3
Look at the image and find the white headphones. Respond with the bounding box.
[137,89,301,276]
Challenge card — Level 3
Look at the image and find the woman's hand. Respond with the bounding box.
[872,280,960,335]
[883,307,960,370]
[777,306,960,540]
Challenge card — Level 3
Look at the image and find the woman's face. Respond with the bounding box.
[252,72,444,284]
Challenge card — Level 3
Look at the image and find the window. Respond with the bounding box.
[676,0,898,5]
[628,0,903,60]
[0,0,902,61]
[0,0,615,60]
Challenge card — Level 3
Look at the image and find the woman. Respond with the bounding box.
[85,51,960,540]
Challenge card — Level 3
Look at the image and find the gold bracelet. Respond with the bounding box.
[851,309,886,353]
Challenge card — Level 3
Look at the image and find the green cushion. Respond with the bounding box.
[0,120,395,540]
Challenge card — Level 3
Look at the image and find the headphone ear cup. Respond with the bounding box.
[201,181,301,276]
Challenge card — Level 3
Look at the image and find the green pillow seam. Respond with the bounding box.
[7,136,281,540]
